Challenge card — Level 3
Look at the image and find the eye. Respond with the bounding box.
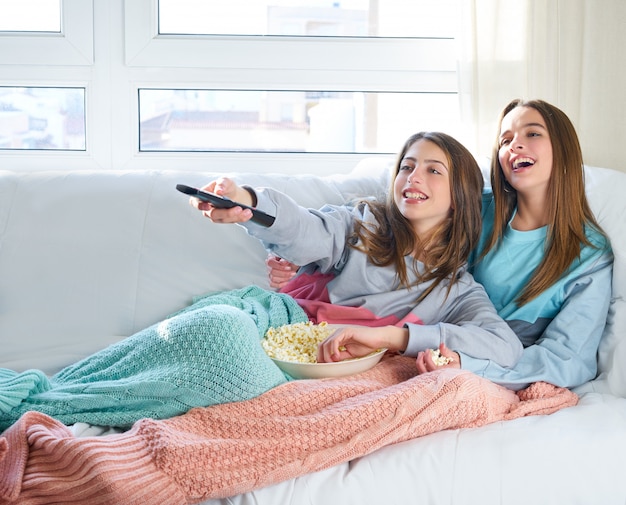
[428,167,441,175]
[499,138,511,147]
[399,164,413,171]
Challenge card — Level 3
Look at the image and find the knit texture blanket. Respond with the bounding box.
[0,356,578,505]
[0,286,308,431]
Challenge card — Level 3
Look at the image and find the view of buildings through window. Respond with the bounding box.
[139,89,458,154]
[0,87,86,151]
[158,0,456,38]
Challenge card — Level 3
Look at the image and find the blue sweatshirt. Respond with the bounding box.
[465,190,613,390]
[242,187,523,369]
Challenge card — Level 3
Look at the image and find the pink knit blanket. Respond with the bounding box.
[0,356,578,505]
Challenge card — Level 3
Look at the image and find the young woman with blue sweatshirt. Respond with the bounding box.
[458,99,612,390]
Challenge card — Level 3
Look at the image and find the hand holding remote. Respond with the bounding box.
[177,183,275,227]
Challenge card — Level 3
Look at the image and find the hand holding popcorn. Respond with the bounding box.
[415,343,460,374]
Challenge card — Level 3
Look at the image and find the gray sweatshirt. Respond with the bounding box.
[242,187,522,368]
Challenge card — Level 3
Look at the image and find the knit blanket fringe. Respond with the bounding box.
[0,356,578,505]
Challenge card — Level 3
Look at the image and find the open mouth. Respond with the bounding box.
[512,157,535,170]
[404,190,428,201]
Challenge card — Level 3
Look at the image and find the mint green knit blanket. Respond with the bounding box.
[0,286,308,431]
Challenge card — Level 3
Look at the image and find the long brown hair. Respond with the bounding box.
[350,131,484,300]
[483,98,607,305]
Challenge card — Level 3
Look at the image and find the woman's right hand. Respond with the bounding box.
[266,255,299,289]
[317,325,408,363]
[190,177,255,224]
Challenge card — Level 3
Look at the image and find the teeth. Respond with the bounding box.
[405,191,427,200]
[513,157,535,169]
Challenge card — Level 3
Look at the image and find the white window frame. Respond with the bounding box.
[0,0,93,65]
[0,0,95,172]
[121,0,457,174]
[0,0,459,175]
[124,0,455,90]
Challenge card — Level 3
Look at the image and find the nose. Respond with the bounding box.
[509,135,524,152]
[407,166,423,184]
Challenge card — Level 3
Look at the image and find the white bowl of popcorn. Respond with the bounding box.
[262,321,387,379]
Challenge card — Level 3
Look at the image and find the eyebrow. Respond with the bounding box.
[402,156,449,171]
[500,122,548,138]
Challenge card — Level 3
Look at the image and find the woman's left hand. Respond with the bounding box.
[266,255,298,289]
[415,343,460,374]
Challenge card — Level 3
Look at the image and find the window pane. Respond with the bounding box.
[158,0,457,38]
[139,89,459,154]
[0,0,61,32]
[0,87,86,151]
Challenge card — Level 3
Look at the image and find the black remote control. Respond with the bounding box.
[176,184,275,227]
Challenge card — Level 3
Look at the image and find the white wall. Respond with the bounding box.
[459,0,626,173]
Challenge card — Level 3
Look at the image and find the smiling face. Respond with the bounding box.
[498,106,553,196]
[393,138,452,238]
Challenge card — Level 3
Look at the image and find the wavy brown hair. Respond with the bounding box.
[350,131,484,301]
[482,98,607,305]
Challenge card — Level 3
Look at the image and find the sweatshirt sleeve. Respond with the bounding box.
[403,273,524,368]
[239,186,357,273]
[460,250,613,390]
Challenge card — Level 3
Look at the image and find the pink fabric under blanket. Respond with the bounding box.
[0,356,578,505]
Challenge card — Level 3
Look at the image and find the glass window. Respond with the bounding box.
[139,88,460,154]
[0,0,61,32]
[0,87,86,151]
[0,0,93,65]
[135,1,460,157]
[158,0,456,38]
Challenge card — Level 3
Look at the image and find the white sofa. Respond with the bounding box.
[1,160,626,505]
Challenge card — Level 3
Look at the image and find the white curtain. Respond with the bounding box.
[458,0,626,172]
